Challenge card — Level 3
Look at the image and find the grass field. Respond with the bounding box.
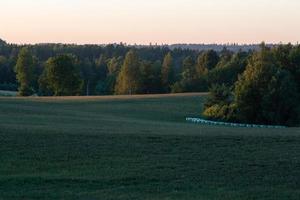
[0,93,300,200]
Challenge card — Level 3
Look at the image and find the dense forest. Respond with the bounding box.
[0,38,253,95]
[1,39,300,126]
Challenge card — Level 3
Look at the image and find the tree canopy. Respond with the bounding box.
[41,55,82,96]
[115,50,142,95]
[203,46,300,126]
[161,52,175,92]
[15,48,36,96]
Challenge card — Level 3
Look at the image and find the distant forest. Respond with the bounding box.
[0,38,270,96]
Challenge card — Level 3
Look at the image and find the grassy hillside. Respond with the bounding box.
[0,93,299,200]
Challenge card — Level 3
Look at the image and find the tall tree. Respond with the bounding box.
[115,50,142,94]
[141,60,162,94]
[15,48,36,96]
[95,54,108,81]
[107,56,122,75]
[196,50,219,75]
[80,58,96,96]
[181,56,196,81]
[161,52,175,92]
[272,44,300,93]
[207,51,248,86]
[289,46,300,92]
[95,56,123,95]
[42,55,83,96]
[172,56,202,93]
[216,47,233,68]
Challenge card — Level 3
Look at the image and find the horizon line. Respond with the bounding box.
[1,38,299,46]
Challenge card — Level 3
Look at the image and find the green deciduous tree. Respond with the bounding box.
[95,56,123,95]
[115,50,142,94]
[172,56,208,93]
[41,54,83,96]
[107,56,122,75]
[196,50,219,74]
[216,47,233,68]
[161,52,175,92]
[141,60,162,94]
[182,56,196,80]
[207,51,248,86]
[15,48,37,96]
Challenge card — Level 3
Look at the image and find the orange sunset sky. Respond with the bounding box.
[0,0,299,44]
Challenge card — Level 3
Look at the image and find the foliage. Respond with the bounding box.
[0,39,242,96]
[181,56,196,80]
[203,103,236,122]
[204,84,233,108]
[0,56,16,86]
[41,54,83,96]
[234,49,300,126]
[115,50,142,94]
[204,46,300,126]
[203,84,236,121]
[207,51,248,86]
[161,52,175,92]
[172,56,208,93]
[272,44,300,93]
[141,60,163,94]
[14,47,37,96]
[80,58,96,95]
[96,56,123,95]
[0,83,18,91]
[196,50,219,73]
[216,47,233,68]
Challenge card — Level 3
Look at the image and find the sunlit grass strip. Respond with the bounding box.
[186,117,287,128]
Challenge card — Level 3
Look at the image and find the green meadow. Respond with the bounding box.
[0,93,299,200]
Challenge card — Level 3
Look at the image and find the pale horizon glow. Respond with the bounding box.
[0,0,299,45]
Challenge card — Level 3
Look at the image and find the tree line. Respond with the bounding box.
[0,39,251,96]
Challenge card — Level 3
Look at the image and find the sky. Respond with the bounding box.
[0,0,299,45]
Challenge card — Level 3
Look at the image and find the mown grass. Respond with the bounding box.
[0,93,299,200]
